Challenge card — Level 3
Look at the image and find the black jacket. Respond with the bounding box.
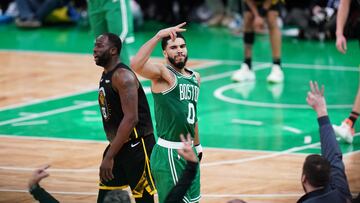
[297,116,352,203]
[29,184,59,203]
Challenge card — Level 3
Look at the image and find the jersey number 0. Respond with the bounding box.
[187,103,195,124]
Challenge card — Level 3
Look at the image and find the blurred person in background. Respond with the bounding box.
[87,0,134,65]
[15,0,70,28]
[232,0,284,84]
[332,0,360,144]
[205,0,240,27]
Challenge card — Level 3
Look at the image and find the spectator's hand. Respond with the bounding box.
[254,15,265,32]
[28,164,50,189]
[336,34,347,54]
[306,81,328,117]
[156,22,187,41]
[100,156,114,182]
[178,134,198,163]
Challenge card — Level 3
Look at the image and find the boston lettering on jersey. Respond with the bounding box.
[179,83,199,102]
[151,65,200,142]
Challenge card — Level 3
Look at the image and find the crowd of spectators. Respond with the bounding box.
[0,0,359,40]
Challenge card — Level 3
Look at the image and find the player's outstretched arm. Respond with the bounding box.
[130,22,187,80]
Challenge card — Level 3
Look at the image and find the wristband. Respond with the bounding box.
[195,144,203,154]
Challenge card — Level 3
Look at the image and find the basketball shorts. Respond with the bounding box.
[150,143,201,203]
[99,134,157,199]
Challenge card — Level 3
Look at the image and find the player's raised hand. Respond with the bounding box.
[156,22,187,41]
[306,81,327,117]
[178,134,198,163]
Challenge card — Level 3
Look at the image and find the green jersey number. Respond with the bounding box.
[187,103,195,124]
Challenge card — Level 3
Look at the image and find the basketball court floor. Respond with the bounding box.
[0,22,359,202]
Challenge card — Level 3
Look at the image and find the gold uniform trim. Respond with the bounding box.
[100,129,157,198]
[131,129,157,197]
[99,184,129,190]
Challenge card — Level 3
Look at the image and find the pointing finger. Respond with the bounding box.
[176,22,187,28]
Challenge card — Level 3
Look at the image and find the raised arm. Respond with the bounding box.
[130,22,187,80]
[306,81,351,201]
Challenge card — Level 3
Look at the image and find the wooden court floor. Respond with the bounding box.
[1,136,359,203]
[0,51,359,203]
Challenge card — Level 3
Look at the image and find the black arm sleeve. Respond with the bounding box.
[164,161,198,203]
[30,184,60,203]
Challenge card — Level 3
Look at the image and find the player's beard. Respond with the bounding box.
[95,50,111,67]
[168,55,188,69]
